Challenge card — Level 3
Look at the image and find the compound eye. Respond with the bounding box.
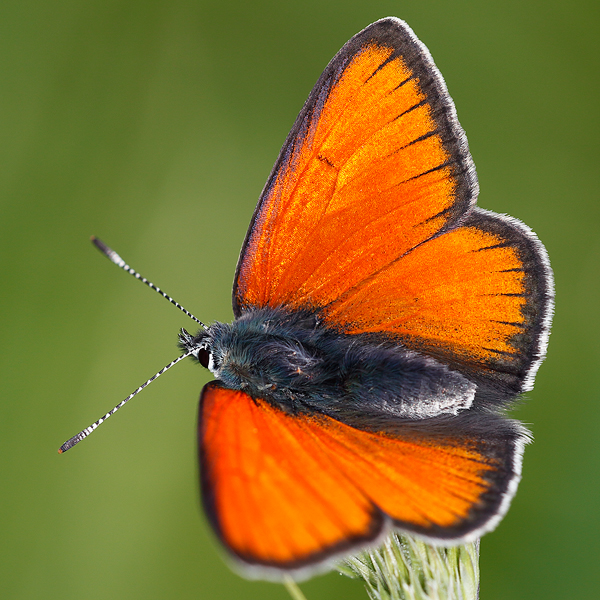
[198,347,210,369]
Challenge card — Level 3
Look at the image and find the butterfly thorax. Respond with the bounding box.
[180,307,476,420]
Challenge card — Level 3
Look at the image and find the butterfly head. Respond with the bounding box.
[179,327,220,375]
[177,310,324,400]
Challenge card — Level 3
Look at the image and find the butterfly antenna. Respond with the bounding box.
[91,236,208,330]
[58,350,193,453]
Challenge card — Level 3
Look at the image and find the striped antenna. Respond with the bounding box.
[91,236,208,330]
[58,238,207,454]
[58,350,193,453]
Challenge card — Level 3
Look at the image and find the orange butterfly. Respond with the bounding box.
[61,17,554,581]
[187,17,553,578]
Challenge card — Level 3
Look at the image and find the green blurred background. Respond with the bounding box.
[1,1,598,598]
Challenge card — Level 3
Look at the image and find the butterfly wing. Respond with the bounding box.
[325,208,553,398]
[233,17,553,395]
[234,17,477,315]
[200,382,525,577]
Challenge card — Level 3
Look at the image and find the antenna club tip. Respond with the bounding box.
[59,437,79,453]
[91,236,114,258]
[90,235,105,250]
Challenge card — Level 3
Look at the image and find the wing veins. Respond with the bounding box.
[266,56,427,274]
[325,246,526,312]
[263,408,368,537]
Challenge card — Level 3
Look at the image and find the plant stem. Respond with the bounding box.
[283,574,309,600]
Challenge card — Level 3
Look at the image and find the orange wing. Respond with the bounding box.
[200,382,525,576]
[233,18,553,394]
[325,208,552,395]
[233,18,477,314]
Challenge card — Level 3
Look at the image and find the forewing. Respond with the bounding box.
[233,17,477,316]
[200,382,526,578]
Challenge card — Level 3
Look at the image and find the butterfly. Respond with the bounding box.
[174,17,554,579]
[61,16,553,582]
